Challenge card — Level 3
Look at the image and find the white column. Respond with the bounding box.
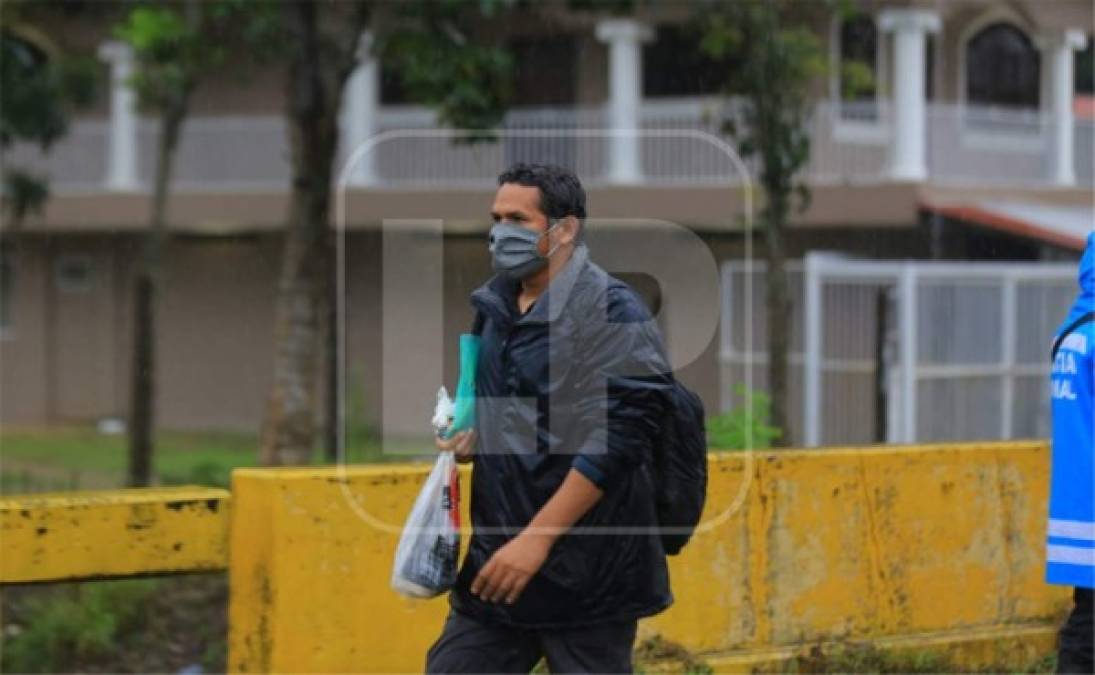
[596,19,652,185]
[1039,30,1086,186]
[803,253,823,447]
[97,41,139,191]
[897,264,918,443]
[878,9,940,182]
[342,31,379,186]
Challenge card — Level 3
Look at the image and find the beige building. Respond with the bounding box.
[1,1,1092,444]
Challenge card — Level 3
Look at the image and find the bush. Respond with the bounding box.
[1,579,158,673]
[162,460,231,489]
[706,386,782,450]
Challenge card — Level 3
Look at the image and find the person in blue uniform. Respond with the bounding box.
[1047,231,1094,674]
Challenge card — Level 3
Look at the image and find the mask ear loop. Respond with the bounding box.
[542,218,563,258]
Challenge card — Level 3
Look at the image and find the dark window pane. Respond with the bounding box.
[926,34,935,100]
[643,26,730,98]
[380,63,413,105]
[1077,37,1094,95]
[966,22,1040,108]
[839,14,877,101]
[510,37,576,106]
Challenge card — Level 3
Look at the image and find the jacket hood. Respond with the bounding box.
[1061,232,1095,331]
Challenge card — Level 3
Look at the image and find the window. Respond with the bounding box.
[379,63,414,105]
[54,254,94,293]
[643,26,728,98]
[1077,36,1094,95]
[926,34,936,100]
[965,22,1040,109]
[830,13,884,126]
[838,15,878,102]
[510,37,576,106]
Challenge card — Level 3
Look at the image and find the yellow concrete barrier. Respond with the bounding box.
[226,441,1072,673]
[0,485,230,583]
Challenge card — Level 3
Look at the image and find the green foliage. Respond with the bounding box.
[345,366,379,453]
[161,459,231,489]
[113,1,264,113]
[1,35,71,147]
[694,0,877,211]
[1,579,158,673]
[207,0,283,61]
[113,6,207,112]
[0,29,98,225]
[380,1,516,134]
[779,643,1056,674]
[0,466,84,494]
[201,637,228,673]
[2,168,50,223]
[841,59,875,100]
[0,427,259,492]
[707,386,782,450]
[633,634,713,674]
[795,644,949,673]
[696,2,830,220]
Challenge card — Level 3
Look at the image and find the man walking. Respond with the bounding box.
[1047,231,1094,674]
[426,163,673,673]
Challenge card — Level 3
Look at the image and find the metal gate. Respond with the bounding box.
[720,253,1077,447]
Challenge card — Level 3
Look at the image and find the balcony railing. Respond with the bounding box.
[4,99,1092,194]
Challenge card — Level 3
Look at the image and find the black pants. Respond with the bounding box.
[426,609,638,674]
[1058,587,1094,674]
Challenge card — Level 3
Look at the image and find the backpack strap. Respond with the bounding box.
[471,308,485,336]
[1051,312,1094,360]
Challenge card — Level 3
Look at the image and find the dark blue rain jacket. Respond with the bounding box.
[449,244,674,627]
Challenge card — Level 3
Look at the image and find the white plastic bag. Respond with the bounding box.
[431,386,455,436]
[391,387,461,598]
[390,451,461,598]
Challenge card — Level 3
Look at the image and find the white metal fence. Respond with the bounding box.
[6,99,1092,193]
[721,254,1078,447]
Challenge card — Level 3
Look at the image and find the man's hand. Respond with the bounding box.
[469,469,604,605]
[435,429,475,464]
[470,531,552,605]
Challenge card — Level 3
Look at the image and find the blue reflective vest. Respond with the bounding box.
[1047,231,1095,588]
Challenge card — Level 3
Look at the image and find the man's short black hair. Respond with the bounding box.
[497,163,587,226]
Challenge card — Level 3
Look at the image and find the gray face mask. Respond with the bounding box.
[488,220,561,280]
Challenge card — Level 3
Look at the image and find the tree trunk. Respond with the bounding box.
[324,228,338,462]
[260,1,361,466]
[764,204,792,448]
[127,101,186,487]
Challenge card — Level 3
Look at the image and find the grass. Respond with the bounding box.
[1,574,229,674]
[0,425,437,494]
[629,637,1056,674]
[0,578,159,673]
[633,635,713,674]
[778,643,1057,674]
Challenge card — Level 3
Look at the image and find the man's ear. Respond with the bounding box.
[559,215,579,245]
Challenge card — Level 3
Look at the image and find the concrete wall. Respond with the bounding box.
[0,442,1072,671]
[225,441,1071,672]
[0,485,230,583]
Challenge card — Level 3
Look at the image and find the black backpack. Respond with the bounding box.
[652,379,708,555]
